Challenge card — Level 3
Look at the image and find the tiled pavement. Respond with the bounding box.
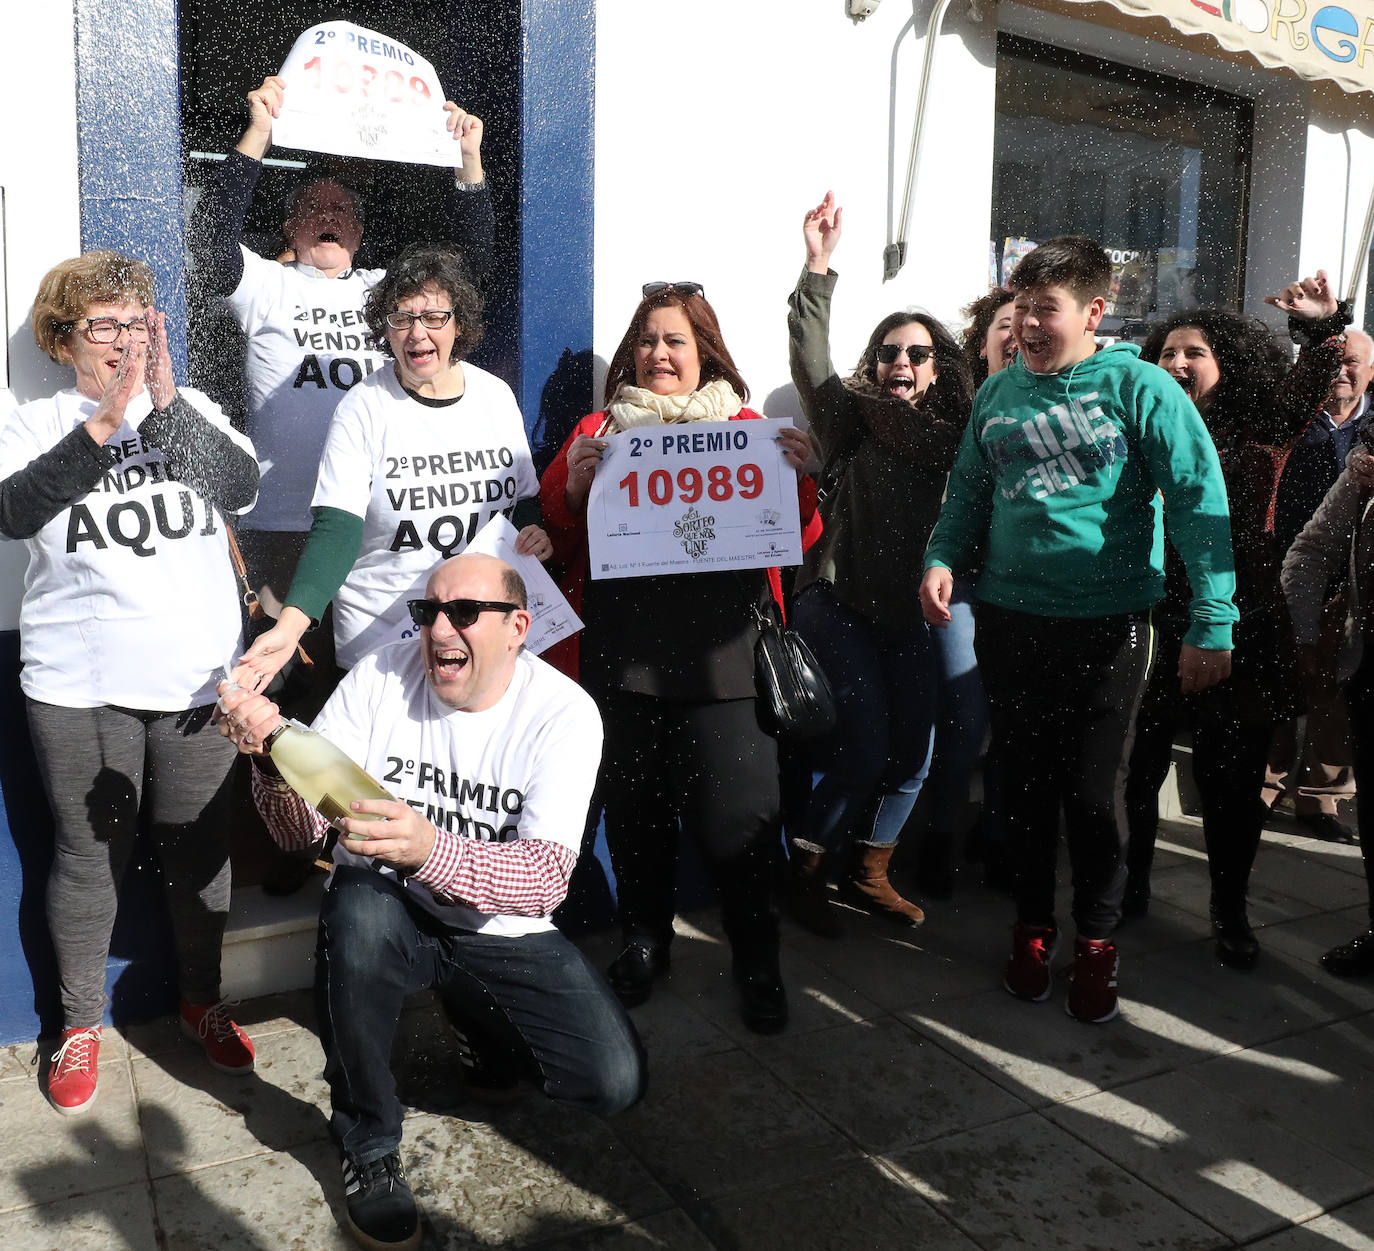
[3,815,1374,1250]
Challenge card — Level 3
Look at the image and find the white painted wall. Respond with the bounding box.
[0,7,83,628]
[593,0,998,422]
[1299,92,1374,317]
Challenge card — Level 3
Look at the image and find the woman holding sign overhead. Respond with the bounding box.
[540,283,817,1035]
[0,253,261,1114]
[232,243,550,691]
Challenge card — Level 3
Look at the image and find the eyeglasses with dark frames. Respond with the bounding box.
[875,343,935,366]
[407,598,521,630]
[385,309,456,331]
[66,316,151,345]
[641,281,706,300]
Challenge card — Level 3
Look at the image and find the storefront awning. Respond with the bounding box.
[1058,0,1374,95]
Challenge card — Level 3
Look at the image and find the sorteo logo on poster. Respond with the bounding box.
[272,22,460,167]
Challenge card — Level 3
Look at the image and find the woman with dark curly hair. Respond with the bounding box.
[961,286,1016,387]
[785,191,974,933]
[1124,289,1346,967]
[234,243,549,690]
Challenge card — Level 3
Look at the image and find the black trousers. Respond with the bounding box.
[974,604,1153,939]
[1126,630,1271,915]
[596,690,781,958]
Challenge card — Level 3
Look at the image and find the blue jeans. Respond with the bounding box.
[925,575,990,836]
[792,585,937,850]
[316,867,646,1165]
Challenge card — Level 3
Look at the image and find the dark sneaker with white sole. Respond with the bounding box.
[342,1152,421,1251]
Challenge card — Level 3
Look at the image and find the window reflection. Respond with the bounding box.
[993,36,1253,335]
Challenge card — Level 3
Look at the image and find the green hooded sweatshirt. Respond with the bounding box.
[923,342,1237,651]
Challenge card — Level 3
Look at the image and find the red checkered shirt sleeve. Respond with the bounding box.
[411,833,577,917]
[250,762,330,851]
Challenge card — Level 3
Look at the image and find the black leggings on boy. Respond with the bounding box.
[974,604,1153,940]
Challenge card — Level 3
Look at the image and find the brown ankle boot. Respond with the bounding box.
[788,841,842,938]
[848,841,925,926]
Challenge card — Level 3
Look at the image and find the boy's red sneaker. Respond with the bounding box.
[1065,937,1120,1023]
[1003,922,1058,1001]
[47,1026,101,1116]
[180,1001,256,1073]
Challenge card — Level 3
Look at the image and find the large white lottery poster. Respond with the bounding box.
[272,23,458,168]
[586,418,803,580]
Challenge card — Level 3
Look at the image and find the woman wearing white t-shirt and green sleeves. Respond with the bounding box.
[232,244,550,694]
[0,252,262,1115]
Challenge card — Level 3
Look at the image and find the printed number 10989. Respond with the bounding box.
[302,56,432,104]
[618,465,763,508]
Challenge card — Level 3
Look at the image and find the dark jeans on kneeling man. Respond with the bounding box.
[317,866,646,1167]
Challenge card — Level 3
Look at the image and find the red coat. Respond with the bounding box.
[539,407,821,679]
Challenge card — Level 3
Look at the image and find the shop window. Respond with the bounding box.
[992,35,1252,336]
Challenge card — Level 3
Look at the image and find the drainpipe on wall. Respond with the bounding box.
[885,0,960,281]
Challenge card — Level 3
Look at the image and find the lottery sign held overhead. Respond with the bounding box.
[272,22,460,168]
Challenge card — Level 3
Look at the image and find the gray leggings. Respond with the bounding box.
[27,699,237,1027]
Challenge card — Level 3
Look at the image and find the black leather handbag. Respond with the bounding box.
[753,603,836,740]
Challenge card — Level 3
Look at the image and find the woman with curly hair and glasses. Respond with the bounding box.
[1124,285,1349,968]
[784,191,974,935]
[232,243,549,693]
[0,251,261,1113]
[540,281,818,1034]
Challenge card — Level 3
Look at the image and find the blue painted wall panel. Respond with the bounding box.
[75,0,190,377]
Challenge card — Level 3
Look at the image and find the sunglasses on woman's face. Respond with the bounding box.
[641,281,705,299]
[406,598,520,630]
[875,343,935,366]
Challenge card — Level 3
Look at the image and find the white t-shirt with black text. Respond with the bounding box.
[311,363,539,669]
[228,249,387,532]
[315,643,603,936]
[0,386,255,710]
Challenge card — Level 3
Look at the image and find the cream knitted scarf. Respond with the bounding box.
[605,378,743,431]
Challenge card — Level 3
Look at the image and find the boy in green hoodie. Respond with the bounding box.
[919,237,1237,1023]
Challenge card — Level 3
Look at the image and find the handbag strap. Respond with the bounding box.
[224,523,257,611]
[225,523,315,668]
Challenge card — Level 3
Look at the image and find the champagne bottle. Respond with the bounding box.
[259,720,396,834]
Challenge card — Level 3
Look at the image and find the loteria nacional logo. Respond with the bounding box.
[673,505,717,560]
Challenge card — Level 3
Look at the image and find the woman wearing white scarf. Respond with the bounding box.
[541,283,815,1035]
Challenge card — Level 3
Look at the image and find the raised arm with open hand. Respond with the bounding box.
[803,191,844,276]
[1263,269,1339,321]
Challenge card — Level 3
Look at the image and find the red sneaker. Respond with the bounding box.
[1003,922,1058,1001]
[47,1026,101,1116]
[180,1001,256,1073]
[1066,937,1120,1023]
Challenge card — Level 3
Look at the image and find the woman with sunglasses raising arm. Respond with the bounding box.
[784,192,974,937]
[231,243,549,696]
[540,281,818,1034]
[0,252,261,1113]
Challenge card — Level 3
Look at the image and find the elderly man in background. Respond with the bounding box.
[1266,303,1374,841]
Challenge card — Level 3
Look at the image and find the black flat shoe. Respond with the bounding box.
[733,960,788,1034]
[1212,911,1259,971]
[607,942,669,1007]
[1298,812,1358,844]
[1322,929,1374,977]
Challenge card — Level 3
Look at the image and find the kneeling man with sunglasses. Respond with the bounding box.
[218,552,645,1251]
